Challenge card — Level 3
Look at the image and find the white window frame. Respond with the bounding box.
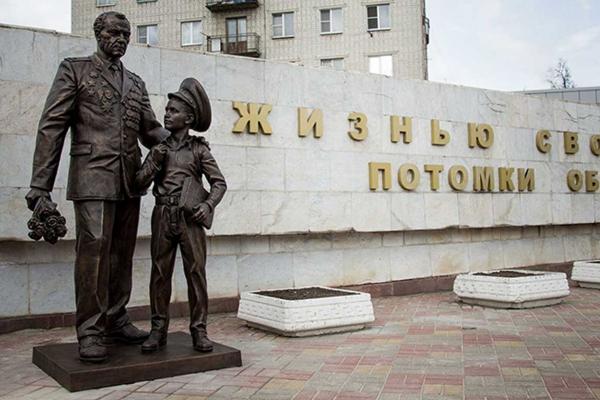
[367,3,391,31]
[272,12,294,38]
[96,0,116,6]
[369,54,393,76]
[137,24,158,46]
[320,57,344,70]
[320,8,343,35]
[181,20,203,46]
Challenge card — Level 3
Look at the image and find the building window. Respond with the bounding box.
[321,58,344,70]
[137,24,158,46]
[367,4,390,30]
[96,0,116,6]
[181,20,203,46]
[225,17,248,54]
[136,0,157,3]
[272,12,294,38]
[369,55,393,76]
[320,8,342,34]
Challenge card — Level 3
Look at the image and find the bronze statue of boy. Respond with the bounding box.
[134,78,227,352]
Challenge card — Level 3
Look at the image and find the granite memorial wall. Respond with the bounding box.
[1,25,600,321]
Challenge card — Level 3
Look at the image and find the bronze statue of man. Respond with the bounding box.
[26,11,167,363]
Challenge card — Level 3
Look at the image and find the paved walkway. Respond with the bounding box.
[1,288,600,400]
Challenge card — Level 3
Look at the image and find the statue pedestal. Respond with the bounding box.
[32,331,242,392]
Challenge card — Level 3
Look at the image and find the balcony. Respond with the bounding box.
[207,33,260,58]
[206,0,259,12]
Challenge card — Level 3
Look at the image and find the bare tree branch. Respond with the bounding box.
[546,58,576,89]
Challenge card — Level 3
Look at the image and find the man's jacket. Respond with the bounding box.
[30,53,163,200]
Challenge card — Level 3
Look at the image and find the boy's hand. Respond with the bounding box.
[192,203,211,224]
[149,144,168,166]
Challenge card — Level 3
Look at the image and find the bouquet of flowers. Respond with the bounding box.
[27,197,67,244]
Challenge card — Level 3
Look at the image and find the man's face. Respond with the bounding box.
[164,99,193,131]
[97,16,130,59]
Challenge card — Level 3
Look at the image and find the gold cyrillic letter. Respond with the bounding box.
[567,169,583,192]
[398,163,420,191]
[348,112,368,141]
[564,131,579,154]
[368,162,392,191]
[468,123,494,149]
[431,119,450,146]
[536,130,552,153]
[424,164,443,191]
[518,168,535,192]
[590,135,600,156]
[298,108,323,138]
[448,165,468,191]
[390,116,412,144]
[586,170,599,192]
[498,167,515,192]
[473,166,494,192]
[232,102,273,135]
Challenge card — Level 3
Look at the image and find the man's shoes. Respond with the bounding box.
[103,323,149,345]
[192,332,213,353]
[79,336,107,363]
[141,330,167,353]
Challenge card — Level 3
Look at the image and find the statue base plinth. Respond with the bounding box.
[32,331,242,392]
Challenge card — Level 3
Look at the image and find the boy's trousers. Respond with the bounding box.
[149,202,208,335]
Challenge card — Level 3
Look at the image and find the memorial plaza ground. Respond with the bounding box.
[1,288,600,400]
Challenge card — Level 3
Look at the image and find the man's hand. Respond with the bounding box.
[149,144,168,166]
[191,203,211,224]
[25,188,51,211]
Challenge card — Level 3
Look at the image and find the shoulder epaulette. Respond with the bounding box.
[128,70,142,81]
[192,135,211,151]
[63,56,91,63]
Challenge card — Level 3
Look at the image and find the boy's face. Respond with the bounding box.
[164,99,193,131]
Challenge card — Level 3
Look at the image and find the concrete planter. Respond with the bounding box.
[237,286,375,337]
[453,270,570,309]
[572,260,600,289]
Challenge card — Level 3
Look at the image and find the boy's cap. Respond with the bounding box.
[167,78,211,132]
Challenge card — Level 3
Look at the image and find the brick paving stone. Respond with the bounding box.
[154,383,186,395]
[136,381,166,393]
[3,289,600,399]
[95,391,132,400]
[173,384,216,397]
[122,394,168,400]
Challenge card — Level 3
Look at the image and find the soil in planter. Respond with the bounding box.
[474,271,537,278]
[256,287,359,300]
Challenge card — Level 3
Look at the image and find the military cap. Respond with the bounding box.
[168,78,212,132]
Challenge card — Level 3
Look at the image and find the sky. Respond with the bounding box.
[427,0,600,90]
[0,0,71,33]
[0,0,598,91]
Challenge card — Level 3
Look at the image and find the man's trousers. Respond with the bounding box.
[149,205,208,335]
[73,198,140,340]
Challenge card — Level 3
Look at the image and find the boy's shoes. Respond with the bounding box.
[79,335,107,363]
[192,332,213,352]
[103,323,149,345]
[141,330,167,353]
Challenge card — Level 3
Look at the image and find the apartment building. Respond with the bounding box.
[72,0,429,79]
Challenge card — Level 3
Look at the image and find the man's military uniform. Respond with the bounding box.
[30,52,165,340]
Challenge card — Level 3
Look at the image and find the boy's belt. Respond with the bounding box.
[155,195,180,206]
